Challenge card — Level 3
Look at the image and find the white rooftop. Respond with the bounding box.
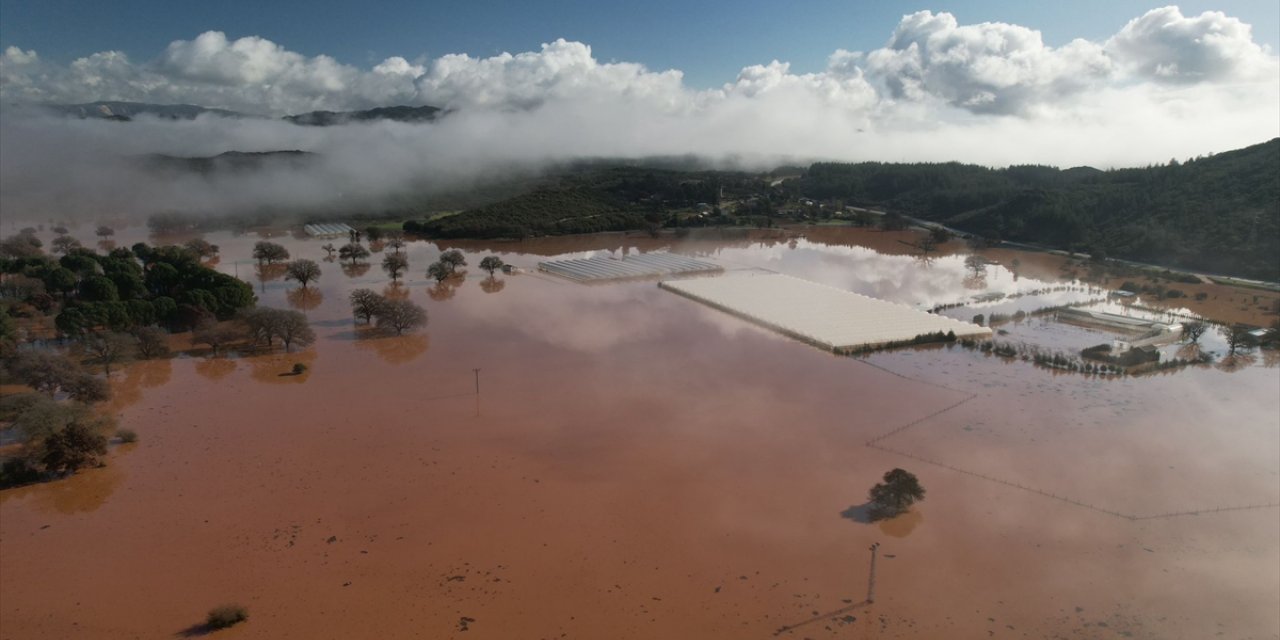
[539,252,722,283]
[661,273,991,353]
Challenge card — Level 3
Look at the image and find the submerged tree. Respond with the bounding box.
[321,243,337,259]
[382,252,409,282]
[184,238,220,259]
[374,299,427,335]
[284,259,322,288]
[252,241,290,265]
[439,249,467,273]
[349,289,386,324]
[1182,320,1207,343]
[81,331,135,375]
[339,243,371,265]
[479,256,505,276]
[867,468,925,521]
[427,261,451,283]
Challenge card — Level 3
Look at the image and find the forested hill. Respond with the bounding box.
[793,138,1280,280]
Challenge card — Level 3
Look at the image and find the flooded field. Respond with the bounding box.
[1,225,1277,639]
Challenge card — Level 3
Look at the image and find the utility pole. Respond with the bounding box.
[867,542,880,604]
[473,368,481,395]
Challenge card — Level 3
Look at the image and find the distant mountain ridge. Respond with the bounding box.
[284,105,444,126]
[40,101,446,125]
[139,150,318,173]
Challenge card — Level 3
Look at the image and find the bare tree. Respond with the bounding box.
[285,259,322,288]
[321,243,337,259]
[81,331,134,375]
[349,289,386,324]
[133,326,171,359]
[193,319,244,356]
[386,235,405,253]
[374,299,428,335]
[382,252,409,282]
[1182,320,1207,343]
[273,310,315,353]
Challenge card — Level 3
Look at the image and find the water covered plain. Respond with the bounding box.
[1,225,1277,639]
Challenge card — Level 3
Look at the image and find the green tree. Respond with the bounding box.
[439,249,467,273]
[479,256,505,276]
[40,421,109,475]
[339,243,371,265]
[252,241,290,265]
[867,468,926,520]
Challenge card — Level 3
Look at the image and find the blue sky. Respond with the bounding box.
[2,0,1277,87]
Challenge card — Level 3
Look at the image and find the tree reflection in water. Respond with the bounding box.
[286,287,323,311]
[355,332,430,365]
[341,262,372,278]
[480,277,506,294]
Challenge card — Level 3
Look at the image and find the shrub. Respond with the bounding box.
[291,363,308,375]
[116,429,138,443]
[206,604,248,630]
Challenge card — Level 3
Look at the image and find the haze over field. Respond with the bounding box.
[1,5,1278,219]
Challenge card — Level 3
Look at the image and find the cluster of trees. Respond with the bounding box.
[789,139,1280,280]
[0,350,118,487]
[0,236,256,338]
[427,250,467,282]
[404,167,762,239]
[190,307,316,354]
[349,289,427,335]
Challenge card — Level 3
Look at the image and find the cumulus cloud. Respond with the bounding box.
[1107,6,1278,83]
[0,7,1277,220]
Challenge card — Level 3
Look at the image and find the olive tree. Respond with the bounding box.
[439,249,466,273]
[1182,320,1207,344]
[427,262,451,283]
[339,243,371,265]
[479,256,505,276]
[284,259,322,288]
[252,241,290,265]
[867,468,926,521]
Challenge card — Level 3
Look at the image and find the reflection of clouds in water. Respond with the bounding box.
[452,283,673,354]
[711,241,1065,308]
[194,357,238,381]
[354,333,429,365]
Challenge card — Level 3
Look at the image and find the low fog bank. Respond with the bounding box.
[2,84,1276,224]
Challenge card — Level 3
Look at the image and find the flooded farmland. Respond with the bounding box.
[1,225,1277,639]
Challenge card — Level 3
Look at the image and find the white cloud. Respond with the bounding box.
[1107,6,1278,83]
[0,8,1277,220]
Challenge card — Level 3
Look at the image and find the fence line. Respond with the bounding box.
[861,363,1280,521]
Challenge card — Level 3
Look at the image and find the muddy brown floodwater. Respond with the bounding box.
[1,225,1277,639]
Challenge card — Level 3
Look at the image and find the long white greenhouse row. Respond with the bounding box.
[539,253,723,283]
[660,273,991,353]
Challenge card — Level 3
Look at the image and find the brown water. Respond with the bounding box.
[1,225,1277,639]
